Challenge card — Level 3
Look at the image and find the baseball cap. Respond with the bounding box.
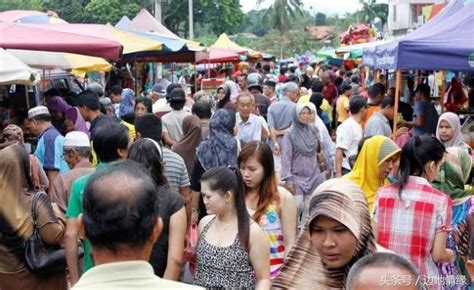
[64,131,90,147]
[151,84,166,95]
[28,106,50,119]
[167,88,186,102]
[76,91,100,111]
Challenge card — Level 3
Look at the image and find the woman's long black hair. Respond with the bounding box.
[127,138,168,187]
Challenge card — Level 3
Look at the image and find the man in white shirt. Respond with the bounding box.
[72,161,200,290]
[335,96,368,177]
[161,88,191,147]
[236,93,268,143]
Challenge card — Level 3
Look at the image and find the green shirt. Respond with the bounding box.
[66,163,106,273]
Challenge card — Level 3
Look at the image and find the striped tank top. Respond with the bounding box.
[248,203,285,279]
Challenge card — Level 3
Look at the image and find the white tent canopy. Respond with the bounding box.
[0,48,39,85]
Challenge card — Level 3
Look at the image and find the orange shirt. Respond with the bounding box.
[360,104,381,129]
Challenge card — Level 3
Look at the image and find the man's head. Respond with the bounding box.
[368,83,386,104]
[134,113,162,142]
[341,83,352,97]
[63,131,91,169]
[414,83,431,101]
[321,72,330,85]
[247,73,263,94]
[387,87,396,97]
[79,160,162,262]
[76,90,101,122]
[99,97,114,116]
[349,96,368,117]
[282,82,299,102]
[192,100,212,120]
[27,106,52,137]
[237,74,248,91]
[93,123,130,163]
[311,79,324,93]
[149,84,166,104]
[346,253,422,290]
[380,96,395,120]
[237,93,255,119]
[109,85,122,104]
[167,88,186,111]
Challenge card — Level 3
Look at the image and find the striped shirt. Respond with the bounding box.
[162,147,190,193]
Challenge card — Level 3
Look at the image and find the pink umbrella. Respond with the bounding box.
[0,22,122,60]
[196,48,239,64]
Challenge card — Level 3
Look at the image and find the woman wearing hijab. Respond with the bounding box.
[172,115,202,175]
[2,124,49,191]
[281,103,332,226]
[343,135,401,215]
[273,178,377,289]
[0,145,66,290]
[190,109,238,223]
[433,147,472,282]
[119,88,136,118]
[436,112,470,150]
[47,96,71,135]
[64,107,89,137]
[215,84,235,110]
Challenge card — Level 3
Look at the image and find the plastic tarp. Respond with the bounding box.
[0,22,122,60]
[363,0,474,71]
[0,10,67,24]
[210,33,248,54]
[0,48,39,85]
[128,9,179,38]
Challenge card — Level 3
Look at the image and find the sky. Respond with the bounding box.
[239,0,362,16]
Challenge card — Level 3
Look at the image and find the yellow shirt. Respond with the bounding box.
[336,95,350,123]
[298,94,333,121]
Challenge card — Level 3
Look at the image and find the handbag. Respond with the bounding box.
[24,191,83,274]
[316,140,327,172]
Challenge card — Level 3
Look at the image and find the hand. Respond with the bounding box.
[395,126,409,137]
[285,184,293,193]
[273,143,281,155]
[466,260,474,280]
[446,249,455,263]
[191,210,199,226]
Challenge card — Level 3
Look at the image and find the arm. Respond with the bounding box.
[278,187,297,257]
[335,148,344,178]
[46,169,60,192]
[179,186,192,229]
[36,158,49,190]
[280,136,294,192]
[249,223,271,290]
[36,194,65,246]
[64,218,80,285]
[269,127,280,155]
[49,175,67,218]
[163,207,187,281]
[431,231,455,263]
[162,132,177,147]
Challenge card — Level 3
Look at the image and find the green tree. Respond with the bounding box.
[257,0,304,33]
[84,0,150,24]
[357,0,388,25]
[314,12,327,26]
[0,0,43,12]
[42,0,88,23]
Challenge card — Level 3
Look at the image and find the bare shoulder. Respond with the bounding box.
[198,214,215,233]
[277,186,294,202]
[249,220,266,239]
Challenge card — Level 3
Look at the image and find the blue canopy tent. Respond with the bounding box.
[363,0,474,71]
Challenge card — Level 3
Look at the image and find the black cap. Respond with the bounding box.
[167,88,186,102]
[76,91,100,111]
[263,80,276,88]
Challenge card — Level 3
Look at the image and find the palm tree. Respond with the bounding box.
[257,0,304,33]
[357,0,388,25]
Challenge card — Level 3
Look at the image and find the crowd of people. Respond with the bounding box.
[0,62,474,290]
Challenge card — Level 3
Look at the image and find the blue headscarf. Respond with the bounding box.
[196,109,238,170]
[119,88,135,117]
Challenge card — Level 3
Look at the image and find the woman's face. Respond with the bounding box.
[64,118,75,133]
[378,153,399,181]
[240,156,265,190]
[298,107,313,124]
[201,181,231,215]
[51,109,63,121]
[438,120,454,142]
[310,215,358,269]
[135,102,147,117]
[216,88,226,101]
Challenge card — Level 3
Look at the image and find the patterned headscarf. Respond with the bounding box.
[433,146,472,200]
[2,124,24,143]
[436,112,467,149]
[343,135,400,214]
[288,103,319,156]
[273,178,377,289]
[196,109,237,170]
[119,88,135,117]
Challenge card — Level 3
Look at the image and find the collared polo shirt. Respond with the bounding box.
[236,113,265,143]
[364,111,392,137]
[35,126,69,173]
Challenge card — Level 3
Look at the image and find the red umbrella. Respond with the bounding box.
[0,22,122,60]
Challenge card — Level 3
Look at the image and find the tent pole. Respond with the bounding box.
[392,70,401,139]
[193,62,197,94]
[440,71,446,113]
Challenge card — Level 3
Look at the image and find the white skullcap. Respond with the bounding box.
[28,106,50,119]
[64,131,90,148]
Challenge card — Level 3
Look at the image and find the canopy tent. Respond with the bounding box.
[115,15,132,30]
[336,39,390,59]
[0,10,67,24]
[0,22,122,60]
[196,48,239,64]
[8,49,112,76]
[23,24,163,56]
[363,0,474,71]
[127,9,180,38]
[210,33,248,54]
[316,46,336,59]
[0,48,39,85]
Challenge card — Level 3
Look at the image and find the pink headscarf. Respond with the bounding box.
[65,107,89,137]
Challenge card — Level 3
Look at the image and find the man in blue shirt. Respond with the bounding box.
[28,105,69,189]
